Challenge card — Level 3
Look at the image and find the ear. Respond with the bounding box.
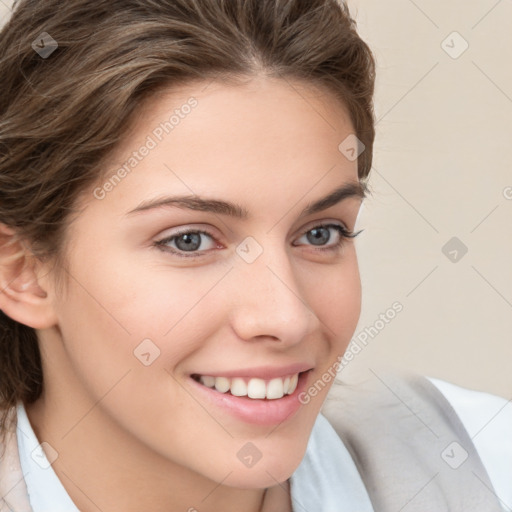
[0,223,58,329]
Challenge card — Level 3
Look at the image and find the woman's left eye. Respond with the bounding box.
[293,223,361,253]
[154,223,362,259]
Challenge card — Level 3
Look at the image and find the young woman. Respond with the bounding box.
[0,1,509,511]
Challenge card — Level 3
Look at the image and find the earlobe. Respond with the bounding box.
[0,223,58,329]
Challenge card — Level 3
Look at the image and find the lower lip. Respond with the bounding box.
[188,371,312,426]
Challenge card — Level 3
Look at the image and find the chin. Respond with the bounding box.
[222,446,307,489]
[224,468,292,490]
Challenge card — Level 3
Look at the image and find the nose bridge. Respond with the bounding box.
[227,236,319,344]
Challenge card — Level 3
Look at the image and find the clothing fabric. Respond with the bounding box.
[0,372,510,511]
[320,372,511,511]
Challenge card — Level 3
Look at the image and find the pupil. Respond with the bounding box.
[308,227,329,245]
[177,233,200,251]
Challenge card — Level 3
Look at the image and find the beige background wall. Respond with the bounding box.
[1,1,511,397]
[344,0,512,398]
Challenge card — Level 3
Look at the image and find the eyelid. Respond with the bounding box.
[299,217,350,234]
[154,219,348,243]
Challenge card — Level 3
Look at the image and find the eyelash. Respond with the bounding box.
[153,223,362,259]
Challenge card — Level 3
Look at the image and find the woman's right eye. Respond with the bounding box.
[154,228,219,259]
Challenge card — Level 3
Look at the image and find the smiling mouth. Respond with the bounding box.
[190,371,306,400]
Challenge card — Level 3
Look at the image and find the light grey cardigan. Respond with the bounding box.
[321,371,504,511]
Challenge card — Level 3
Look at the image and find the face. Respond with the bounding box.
[39,76,363,489]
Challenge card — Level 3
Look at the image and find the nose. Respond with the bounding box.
[226,240,322,347]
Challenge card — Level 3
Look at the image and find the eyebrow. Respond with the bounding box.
[126,181,367,219]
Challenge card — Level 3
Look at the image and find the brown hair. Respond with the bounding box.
[0,0,376,435]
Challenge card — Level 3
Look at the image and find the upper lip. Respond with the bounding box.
[191,363,314,380]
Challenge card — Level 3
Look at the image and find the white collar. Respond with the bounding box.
[16,402,373,511]
[289,412,374,511]
[16,402,79,512]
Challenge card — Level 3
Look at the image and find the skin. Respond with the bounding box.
[1,75,364,512]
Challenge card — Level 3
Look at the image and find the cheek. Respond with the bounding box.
[66,237,215,332]
[52,254,225,451]
[296,250,361,410]
[306,248,362,343]
[52,250,207,389]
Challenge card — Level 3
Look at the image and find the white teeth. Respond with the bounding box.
[247,378,266,399]
[283,376,291,393]
[196,373,301,399]
[214,376,230,393]
[288,373,298,394]
[200,375,215,388]
[267,378,284,400]
[230,378,248,397]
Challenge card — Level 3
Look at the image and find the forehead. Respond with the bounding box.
[110,75,354,164]
[80,76,359,218]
